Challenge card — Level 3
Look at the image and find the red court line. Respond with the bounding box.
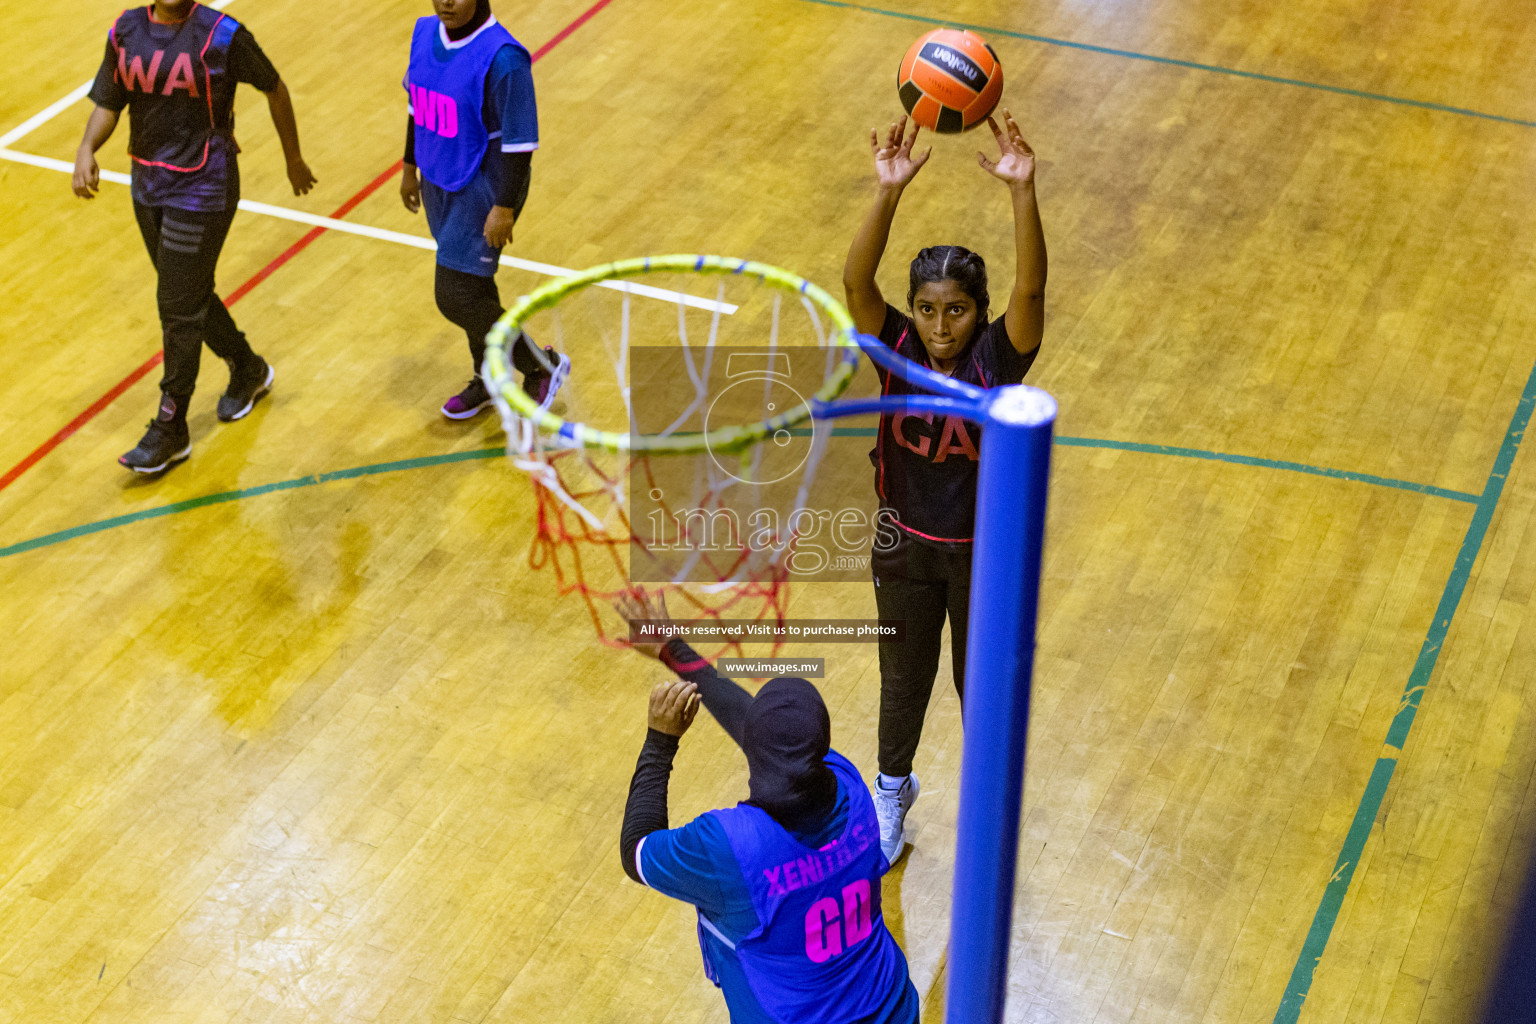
[223,161,403,307]
[531,0,611,59]
[0,0,612,495]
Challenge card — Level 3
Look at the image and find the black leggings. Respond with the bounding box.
[134,202,255,401]
[434,265,541,377]
[872,529,972,778]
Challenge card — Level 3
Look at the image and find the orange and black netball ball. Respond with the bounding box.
[897,28,1003,133]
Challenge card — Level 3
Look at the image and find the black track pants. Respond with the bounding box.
[872,529,972,779]
[133,202,255,401]
[434,265,542,377]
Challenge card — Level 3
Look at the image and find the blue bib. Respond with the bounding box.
[706,753,910,1024]
[404,15,524,192]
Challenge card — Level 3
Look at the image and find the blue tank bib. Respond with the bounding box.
[404,16,524,192]
[706,752,911,1024]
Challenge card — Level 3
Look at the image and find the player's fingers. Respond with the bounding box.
[1005,110,1025,143]
[977,151,994,172]
[987,115,1003,138]
[663,680,693,715]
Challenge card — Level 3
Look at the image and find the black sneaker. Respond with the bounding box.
[441,377,492,420]
[520,346,571,412]
[119,401,191,474]
[217,356,274,422]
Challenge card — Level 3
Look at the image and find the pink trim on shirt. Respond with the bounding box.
[894,519,974,545]
[129,8,226,175]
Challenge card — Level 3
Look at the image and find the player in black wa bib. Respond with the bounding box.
[842,111,1048,862]
[73,0,316,474]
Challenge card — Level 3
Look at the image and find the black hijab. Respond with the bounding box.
[744,677,838,831]
[445,0,492,41]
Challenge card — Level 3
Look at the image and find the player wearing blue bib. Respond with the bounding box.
[614,590,920,1024]
[400,0,567,420]
[842,112,1047,863]
[73,0,316,474]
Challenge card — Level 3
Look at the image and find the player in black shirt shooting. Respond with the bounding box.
[842,110,1048,863]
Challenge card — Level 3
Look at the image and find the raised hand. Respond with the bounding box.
[648,679,700,737]
[977,109,1035,188]
[613,587,675,659]
[871,115,931,190]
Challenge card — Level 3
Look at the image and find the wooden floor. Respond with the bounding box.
[3,0,1535,1021]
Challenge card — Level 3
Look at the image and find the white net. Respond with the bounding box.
[485,258,865,653]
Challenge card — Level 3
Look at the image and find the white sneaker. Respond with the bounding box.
[873,774,919,863]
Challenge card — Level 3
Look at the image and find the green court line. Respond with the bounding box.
[1272,356,1536,1022]
[1053,436,1479,503]
[0,448,504,559]
[798,0,1536,130]
[0,433,1473,560]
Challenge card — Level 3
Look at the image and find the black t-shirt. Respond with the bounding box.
[89,6,279,211]
[870,303,1038,546]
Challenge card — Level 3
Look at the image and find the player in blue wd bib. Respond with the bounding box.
[614,590,920,1024]
[73,0,316,473]
[400,0,568,420]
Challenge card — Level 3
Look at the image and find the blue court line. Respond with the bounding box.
[0,434,1472,560]
[797,0,1536,130]
[1272,356,1536,1022]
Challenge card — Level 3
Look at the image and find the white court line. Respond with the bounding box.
[0,81,95,150]
[0,0,241,150]
[0,147,738,314]
[0,0,734,314]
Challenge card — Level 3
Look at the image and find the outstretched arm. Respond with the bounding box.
[613,589,753,748]
[72,105,119,199]
[263,80,316,196]
[843,116,930,337]
[978,109,1046,356]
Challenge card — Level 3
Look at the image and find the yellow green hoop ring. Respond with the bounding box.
[483,255,862,455]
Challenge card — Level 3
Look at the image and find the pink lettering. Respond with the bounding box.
[797,855,823,885]
[783,863,801,890]
[804,897,842,963]
[117,49,164,93]
[436,92,459,138]
[161,52,199,97]
[423,90,438,133]
[893,409,934,458]
[764,866,786,898]
[933,416,979,463]
[842,879,874,946]
[406,86,461,139]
